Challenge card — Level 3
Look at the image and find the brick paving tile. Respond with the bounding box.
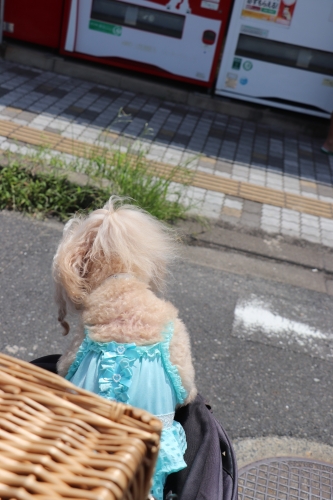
[242,200,262,214]
[215,160,233,174]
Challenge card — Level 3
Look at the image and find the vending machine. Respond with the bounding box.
[215,0,333,118]
[60,0,233,86]
[3,0,65,48]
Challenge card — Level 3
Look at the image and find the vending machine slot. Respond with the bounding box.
[235,34,333,76]
[91,0,185,38]
[260,97,326,114]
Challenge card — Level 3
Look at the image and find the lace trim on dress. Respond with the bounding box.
[151,421,187,500]
[98,342,139,403]
[156,412,174,429]
[65,332,93,382]
[99,341,166,403]
[66,328,164,404]
[66,323,188,405]
[160,323,188,405]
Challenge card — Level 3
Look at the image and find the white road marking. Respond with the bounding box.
[233,297,333,359]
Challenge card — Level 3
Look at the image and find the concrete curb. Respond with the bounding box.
[234,437,333,469]
[1,41,329,136]
[175,219,333,274]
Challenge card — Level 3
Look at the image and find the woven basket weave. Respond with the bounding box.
[0,353,162,500]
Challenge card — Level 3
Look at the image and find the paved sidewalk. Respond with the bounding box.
[0,59,333,247]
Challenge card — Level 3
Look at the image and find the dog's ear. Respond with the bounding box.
[54,281,70,335]
[53,219,98,305]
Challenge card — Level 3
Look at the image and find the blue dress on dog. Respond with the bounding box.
[65,322,187,500]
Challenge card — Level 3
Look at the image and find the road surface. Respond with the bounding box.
[0,209,332,450]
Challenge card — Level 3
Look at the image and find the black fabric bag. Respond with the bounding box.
[30,354,60,373]
[31,355,238,500]
[165,394,238,500]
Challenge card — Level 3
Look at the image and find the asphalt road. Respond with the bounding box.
[1,210,332,448]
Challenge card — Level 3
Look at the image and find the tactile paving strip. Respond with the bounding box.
[238,458,333,500]
[1,119,333,219]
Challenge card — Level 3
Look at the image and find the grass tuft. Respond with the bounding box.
[0,163,110,220]
[72,145,190,221]
[0,133,194,221]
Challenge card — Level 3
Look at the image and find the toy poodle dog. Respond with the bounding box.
[53,196,197,500]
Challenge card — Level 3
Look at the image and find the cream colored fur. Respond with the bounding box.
[54,196,197,405]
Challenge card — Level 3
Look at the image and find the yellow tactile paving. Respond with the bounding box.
[240,184,285,204]
[12,132,56,147]
[0,121,20,135]
[1,119,333,220]
[285,195,332,218]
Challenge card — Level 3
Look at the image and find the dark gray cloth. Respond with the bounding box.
[165,394,238,500]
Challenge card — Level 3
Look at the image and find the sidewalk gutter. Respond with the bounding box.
[175,219,333,275]
[1,41,329,136]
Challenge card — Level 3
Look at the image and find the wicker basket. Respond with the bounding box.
[0,353,162,500]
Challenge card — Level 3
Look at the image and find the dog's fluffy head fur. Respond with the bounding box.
[53,196,179,335]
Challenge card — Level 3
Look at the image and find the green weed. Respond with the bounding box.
[0,132,194,221]
[0,163,110,220]
[74,145,191,221]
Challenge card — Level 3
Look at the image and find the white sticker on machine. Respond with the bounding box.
[322,78,333,88]
[225,73,238,89]
[201,0,219,10]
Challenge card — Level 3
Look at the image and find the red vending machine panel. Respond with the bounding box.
[4,0,65,48]
[60,0,233,86]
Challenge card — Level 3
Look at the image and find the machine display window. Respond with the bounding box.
[236,34,333,77]
[91,0,185,38]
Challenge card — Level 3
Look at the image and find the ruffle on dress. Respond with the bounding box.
[66,335,140,403]
[152,421,187,500]
[158,323,188,405]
